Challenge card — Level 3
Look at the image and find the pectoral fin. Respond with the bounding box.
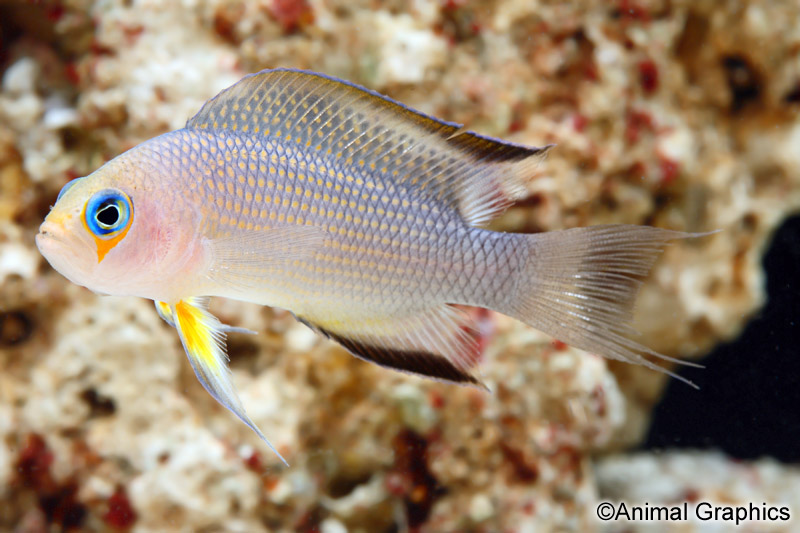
[205,224,327,291]
[156,299,257,335]
[171,297,288,466]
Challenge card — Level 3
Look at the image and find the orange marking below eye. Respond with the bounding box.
[82,203,133,263]
[92,223,131,263]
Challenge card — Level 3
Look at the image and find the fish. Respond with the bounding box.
[36,68,706,465]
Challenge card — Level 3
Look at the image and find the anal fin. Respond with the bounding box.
[171,297,288,465]
[295,305,487,389]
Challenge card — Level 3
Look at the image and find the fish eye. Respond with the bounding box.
[56,177,82,202]
[84,189,132,238]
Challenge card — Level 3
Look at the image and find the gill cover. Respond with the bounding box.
[82,189,133,262]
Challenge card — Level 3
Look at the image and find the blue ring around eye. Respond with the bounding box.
[85,189,132,238]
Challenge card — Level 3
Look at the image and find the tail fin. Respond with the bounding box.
[500,225,707,388]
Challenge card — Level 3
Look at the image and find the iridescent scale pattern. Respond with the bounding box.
[136,127,522,323]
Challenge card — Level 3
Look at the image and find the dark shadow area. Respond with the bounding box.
[644,214,800,462]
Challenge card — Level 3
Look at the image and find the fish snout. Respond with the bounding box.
[37,220,59,238]
[38,209,75,236]
[35,217,71,251]
[37,222,52,238]
[36,223,56,254]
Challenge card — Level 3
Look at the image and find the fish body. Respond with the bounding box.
[90,127,518,318]
[37,69,702,464]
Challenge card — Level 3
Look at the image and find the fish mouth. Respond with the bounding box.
[35,222,92,287]
[35,221,68,253]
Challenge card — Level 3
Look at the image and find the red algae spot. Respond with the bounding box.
[508,113,526,134]
[262,474,281,492]
[627,160,647,180]
[438,0,483,43]
[500,443,539,483]
[243,448,285,491]
[89,38,115,57]
[16,434,54,490]
[213,3,244,44]
[64,63,81,86]
[659,156,680,185]
[572,114,589,132]
[391,429,446,530]
[553,445,583,481]
[428,389,446,409]
[638,59,659,94]
[467,388,486,413]
[451,305,494,365]
[244,449,263,472]
[14,434,88,531]
[551,339,568,351]
[683,488,701,503]
[122,24,145,44]
[269,0,314,34]
[616,0,651,23]
[499,413,523,432]
[443,0,468,10]
[591,385,607,417]
[471,307,496,360]
[583,61,599,81]
[384,471,408,496]
[624,109,654,144]
[71,439,105,469]
[46,4,65,22]
[103,487,137,530]
[293,506,325,532]
[513,192,546,210]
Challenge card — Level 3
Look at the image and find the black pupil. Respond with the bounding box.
[96,202,120,227]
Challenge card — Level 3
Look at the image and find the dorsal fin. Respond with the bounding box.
[187,68,550,226]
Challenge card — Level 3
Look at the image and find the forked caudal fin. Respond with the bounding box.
[496,225,711,388]
[164,297,288,466]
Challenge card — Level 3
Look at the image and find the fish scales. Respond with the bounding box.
[37,69,708,465]
[123,122,514,320]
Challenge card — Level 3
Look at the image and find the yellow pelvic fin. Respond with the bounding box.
[171,297,288,466]
[155,301,175,327]
[156,299,256,335]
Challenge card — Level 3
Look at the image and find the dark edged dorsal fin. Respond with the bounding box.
[292,305,487,389]
[187,68,550,226]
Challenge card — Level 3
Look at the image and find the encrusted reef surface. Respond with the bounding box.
[1,1,798,531]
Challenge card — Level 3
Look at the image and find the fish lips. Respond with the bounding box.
[36,219,95,288]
